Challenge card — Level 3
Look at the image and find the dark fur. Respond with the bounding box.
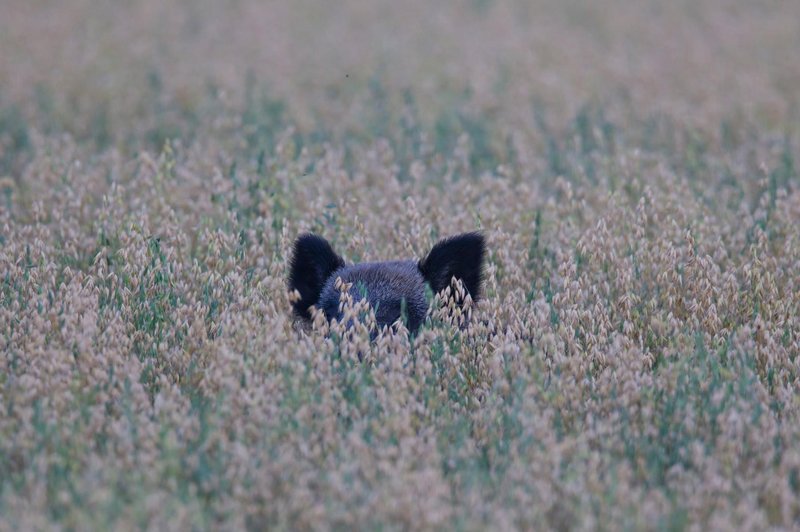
[418,232,485,299]
[288,234,345,320]
[288,232,485,333]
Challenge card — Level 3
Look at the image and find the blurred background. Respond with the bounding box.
[2,0,798,151]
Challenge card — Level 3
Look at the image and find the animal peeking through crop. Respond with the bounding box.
[288,232,485,334]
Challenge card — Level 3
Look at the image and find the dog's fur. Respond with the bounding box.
[288,233,485,333]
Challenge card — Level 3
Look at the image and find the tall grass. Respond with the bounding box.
[1,0,799,529]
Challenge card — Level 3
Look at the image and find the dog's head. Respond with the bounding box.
[288,233,485,333]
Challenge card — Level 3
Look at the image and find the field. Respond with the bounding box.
[1,0,799,529]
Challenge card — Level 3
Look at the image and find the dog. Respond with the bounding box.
[288,232,485,334]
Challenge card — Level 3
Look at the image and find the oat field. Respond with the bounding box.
[1,1,800,530]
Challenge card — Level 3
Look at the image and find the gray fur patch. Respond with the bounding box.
[318,260,429,332]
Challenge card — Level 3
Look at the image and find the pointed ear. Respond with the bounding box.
[288,234,345,319]
[418,232,485,299]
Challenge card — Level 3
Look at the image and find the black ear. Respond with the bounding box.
[418,232,485,299]
[288,234,345,319]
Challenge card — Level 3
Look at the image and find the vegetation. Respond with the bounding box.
[1,0,798,529]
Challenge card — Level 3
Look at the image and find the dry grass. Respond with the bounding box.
[1,0,799,529]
